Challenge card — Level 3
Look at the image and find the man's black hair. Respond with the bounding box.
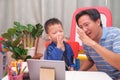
[76,8,102,27]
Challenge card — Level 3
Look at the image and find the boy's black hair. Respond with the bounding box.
[76,8,102,27]
[44,18,63,34]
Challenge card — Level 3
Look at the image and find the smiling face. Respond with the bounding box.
[77,14,102,41]
[46,24,64,43]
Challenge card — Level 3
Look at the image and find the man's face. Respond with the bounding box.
[77,14,101,40]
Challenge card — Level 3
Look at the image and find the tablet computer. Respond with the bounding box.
[27,59,65,80]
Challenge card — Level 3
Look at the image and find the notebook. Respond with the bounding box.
[27,59,65,80]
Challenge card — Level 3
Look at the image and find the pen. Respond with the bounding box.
[17,63,21,75]
[15,62,18,75]
[22,66,27,73]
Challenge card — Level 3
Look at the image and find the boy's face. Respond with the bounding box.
[47,24,64,43]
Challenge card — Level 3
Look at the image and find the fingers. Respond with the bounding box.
[77,28,86,39]
[77,28,86,35]
[57,34,64,43]
[56,34,65,51]
[77,27,95,47]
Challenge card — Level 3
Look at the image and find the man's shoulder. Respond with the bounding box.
[107,27,120,34]
[105,27,120,40]
[107,27,120,31]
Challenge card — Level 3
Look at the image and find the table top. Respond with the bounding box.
[2,71,112,80]
[66,71,112,80]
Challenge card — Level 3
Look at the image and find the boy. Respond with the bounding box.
[44,18,74,71]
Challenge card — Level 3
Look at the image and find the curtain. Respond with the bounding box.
[0,0,120,38]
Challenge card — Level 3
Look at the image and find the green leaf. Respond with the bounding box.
[31,27,37,38]
[11,53,18,60]
[1,33,11,40]
[35,23,44,37]
[31,23,44,38]
[2,41,11,47]
[25,55,32,61]
[14,47,21,55]
[14,21,27,32]
[7,28,16,37]
[18,44,24,49]
[27,24,34,33]
[11,34,23,47]
[14,21,21,27]
[22,49,28,55]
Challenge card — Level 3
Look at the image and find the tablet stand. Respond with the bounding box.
[40,67,55,80]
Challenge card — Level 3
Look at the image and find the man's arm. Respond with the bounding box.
[80,59,94,71]
[91,42,120,70]
[77,28,120,70]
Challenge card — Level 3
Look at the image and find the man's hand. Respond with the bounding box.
[77,28,96,47]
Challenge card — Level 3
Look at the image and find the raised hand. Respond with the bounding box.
[57,33,65,51]
[77,28,96,47]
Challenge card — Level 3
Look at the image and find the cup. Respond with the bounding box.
[8,74,23,80]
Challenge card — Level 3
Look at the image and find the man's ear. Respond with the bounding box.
[96,19,101,26]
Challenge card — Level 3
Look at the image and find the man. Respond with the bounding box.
[76,8,120,80]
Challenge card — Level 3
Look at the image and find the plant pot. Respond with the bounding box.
[26,47,35,57]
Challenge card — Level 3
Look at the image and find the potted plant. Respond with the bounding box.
[0,21,44,61]
[14,21,44,58]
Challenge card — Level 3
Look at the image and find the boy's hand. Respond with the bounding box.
[68,67,74,71]
[57,34,65,51]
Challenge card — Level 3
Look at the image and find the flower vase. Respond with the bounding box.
[26,47,35,57]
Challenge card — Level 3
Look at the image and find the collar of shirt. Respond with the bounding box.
[101,26,108,40]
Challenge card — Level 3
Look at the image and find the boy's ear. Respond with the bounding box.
[46,34,51,40]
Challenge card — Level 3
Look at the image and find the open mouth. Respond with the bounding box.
[87,32,91,37]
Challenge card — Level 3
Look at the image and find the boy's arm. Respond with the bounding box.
[67,45,75,69]
[44,47,64,60]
